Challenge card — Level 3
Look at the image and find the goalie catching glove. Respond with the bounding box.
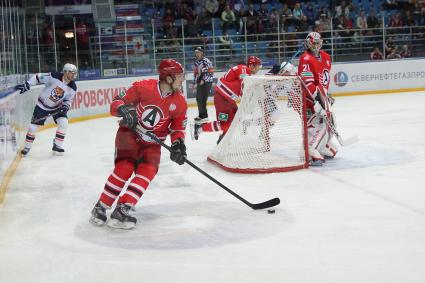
[170,138,186,165]
[118,105,138,129]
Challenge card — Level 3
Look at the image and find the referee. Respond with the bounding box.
[193,46,214,124]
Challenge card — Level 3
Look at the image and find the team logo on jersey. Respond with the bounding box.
[322,70,330,87]
[169,103,176,111]
[334,71,348,87]
[140,105,164,130]
[49,86,65,102]
[218,112,228,122]
[118,90,126,98]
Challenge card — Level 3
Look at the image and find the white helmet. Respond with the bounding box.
[305,32,323,56]
[279,61,296,75]
[63,63,78,74]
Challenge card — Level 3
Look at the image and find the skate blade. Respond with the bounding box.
[52,151,64,156]
[89,217,106,227]
[189,123,199,141]
[309,159,325,166]
[107,219,136,230]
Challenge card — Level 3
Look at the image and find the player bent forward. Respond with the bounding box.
[298,32,338,166]
[90,59,188,229]
[17,63,78,156]
[190,56,262,144]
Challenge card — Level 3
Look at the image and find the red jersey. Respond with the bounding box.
[215,64,251,104]
[111,79,187,143]
[298,50,332,110]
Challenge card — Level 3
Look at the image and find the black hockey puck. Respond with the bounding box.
[267,209,275,214]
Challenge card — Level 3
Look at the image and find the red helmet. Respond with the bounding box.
[305,32,322,55]
[158,59,184,80]
[247,56,262,67]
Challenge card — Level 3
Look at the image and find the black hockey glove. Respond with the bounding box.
[170,138,187,165]
[58,104,70,116]
[15,82,30,94]
[118,105,138,129]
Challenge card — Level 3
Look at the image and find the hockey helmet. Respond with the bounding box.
[158,59,184,81]
[305,32,322,55]
[279,61,296,75]
[63,63,78,74]
[194,46,204,53]
[247,56,262,67]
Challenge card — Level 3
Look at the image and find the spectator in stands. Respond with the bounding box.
[281,4,293,28]
[269,7,280,30]
[217,0,227,18]
[199,7,213,31]
[292,2,303,26]
[303,2,316,26]
[400,45,412,58]
[162,8,175,34]
[356,10,368,34]
[257,3,269,34]
[205,0,219,17]
[233,0,245,15]
[221,4,236,34]
[244,4,257,40]
[367,9,380,31]
[389,12,404,34]
[335,1,349,18]
[387,48,401,59]
[297,15,310,33]
[370,47,384,60]
[385,36,395,53]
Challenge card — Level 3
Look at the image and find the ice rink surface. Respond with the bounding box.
[1,91,425,283]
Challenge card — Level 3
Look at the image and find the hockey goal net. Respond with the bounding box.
[207,74,308,173]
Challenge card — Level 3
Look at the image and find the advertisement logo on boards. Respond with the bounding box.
[334,71,349,87]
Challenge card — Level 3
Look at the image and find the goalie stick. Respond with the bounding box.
[135,125,280,210]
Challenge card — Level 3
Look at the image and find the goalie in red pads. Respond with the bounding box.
[190,56,262,143]
[298,31,338,166]
[90,59,188,229]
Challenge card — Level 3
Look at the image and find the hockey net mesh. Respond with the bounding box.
[208,75,308,173]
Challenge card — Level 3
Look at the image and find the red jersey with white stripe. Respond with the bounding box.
[298,50,332,110]
[215,64,251,104]
[110,79,187,143]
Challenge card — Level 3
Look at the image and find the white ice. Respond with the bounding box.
[1,92,425,283]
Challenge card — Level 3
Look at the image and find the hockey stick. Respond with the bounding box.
[280,47,305,71]
[135,125,280,210]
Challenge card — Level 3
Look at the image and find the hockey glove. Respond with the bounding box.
[15,82,30,94]
[58,104,70,116]
[118,105,138,129]
[170,138,187,165]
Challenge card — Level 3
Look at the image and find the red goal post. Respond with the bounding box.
[207,74,309,173]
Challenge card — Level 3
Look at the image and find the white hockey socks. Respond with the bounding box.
[54,117,68,148]
[23,123,39,150]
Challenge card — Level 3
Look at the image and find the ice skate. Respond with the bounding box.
[90,201,108,226]
[107,203,137,230]
[190,122,202,141]
[309,147,325,166]
[52,143,65,156]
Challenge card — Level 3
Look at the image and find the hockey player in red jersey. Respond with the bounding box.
[90,59,187,229]
[298,31,337,166]
[190,56,262,143]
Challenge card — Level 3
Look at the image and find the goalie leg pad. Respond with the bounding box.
[320,139,338,158]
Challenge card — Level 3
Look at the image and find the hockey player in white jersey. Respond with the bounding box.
[16,63,78,155]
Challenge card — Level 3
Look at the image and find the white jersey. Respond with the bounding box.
[27,72,77,111]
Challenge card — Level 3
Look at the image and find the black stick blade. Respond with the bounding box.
[251,198,280,210]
